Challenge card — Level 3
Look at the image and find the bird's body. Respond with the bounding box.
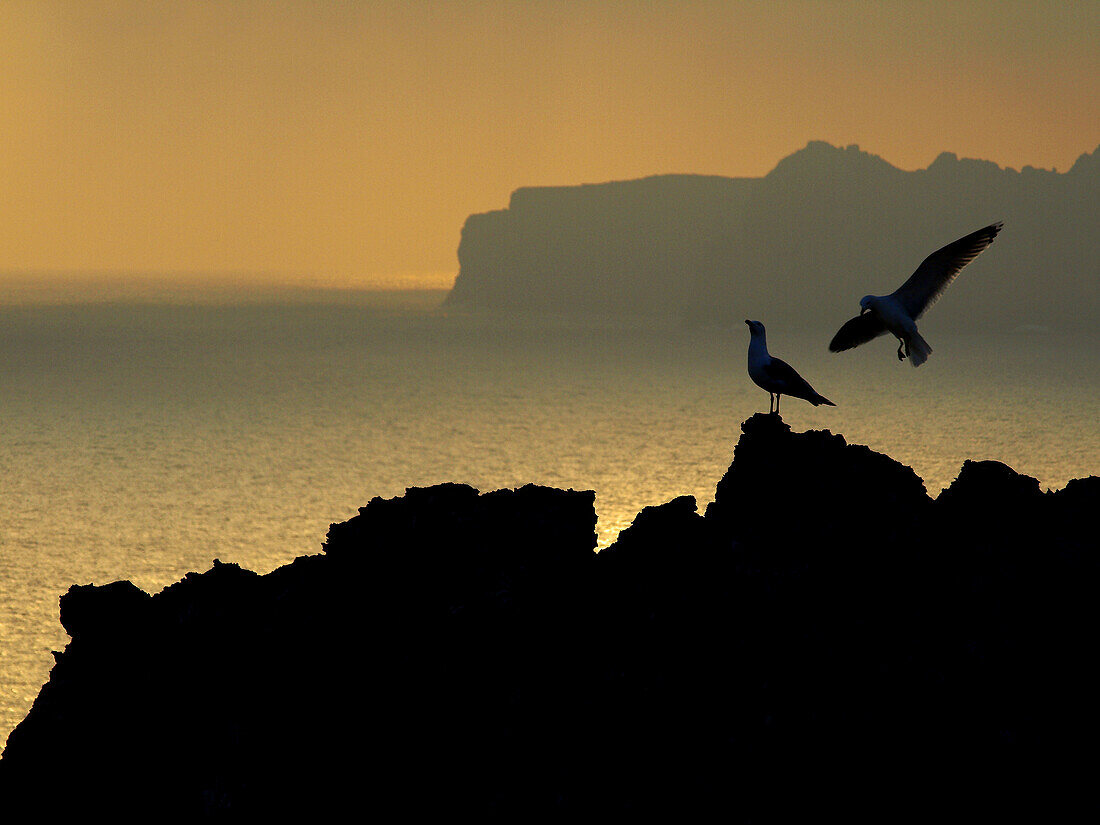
[829,222,1003,367]
[858,293,933,366]
[745,320,835,414]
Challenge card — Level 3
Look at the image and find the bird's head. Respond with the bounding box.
[858,295,875,315]
[745,319,765,337]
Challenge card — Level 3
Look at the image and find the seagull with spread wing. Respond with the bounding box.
[829,222,1003,367]
[746,320,835,415]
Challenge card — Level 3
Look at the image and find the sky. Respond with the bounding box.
[0,1,1096,288]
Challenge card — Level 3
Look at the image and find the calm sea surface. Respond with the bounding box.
[2,292,1098,749]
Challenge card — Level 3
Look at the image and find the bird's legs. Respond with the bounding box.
[897,338,907,361]
[775,394,782,415]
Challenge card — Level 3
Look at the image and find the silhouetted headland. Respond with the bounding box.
[446,141,1099,330]
[2,414,1098,820]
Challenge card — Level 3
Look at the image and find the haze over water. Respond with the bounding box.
[2,288,1098,748]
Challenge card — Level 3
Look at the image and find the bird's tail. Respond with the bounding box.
[811,393,836,407]
[907,331,932,368]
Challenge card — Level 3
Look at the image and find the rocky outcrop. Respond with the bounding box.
[2,415,1097,820]
[446,141,1100,329]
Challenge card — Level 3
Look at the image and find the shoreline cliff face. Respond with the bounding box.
[2,414,1098,819]
[451,174,753,317]
[446,141,1100,330]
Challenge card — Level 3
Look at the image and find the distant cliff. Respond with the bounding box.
[446,141,1100,330]
[2,414,1098,819]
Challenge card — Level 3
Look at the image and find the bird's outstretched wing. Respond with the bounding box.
[829,313,888,352]
[890,222,1003,320]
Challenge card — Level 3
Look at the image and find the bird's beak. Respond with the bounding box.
[859,306,869,315]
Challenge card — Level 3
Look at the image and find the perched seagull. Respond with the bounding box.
[829,222,1003,367]
[745,319,836,415]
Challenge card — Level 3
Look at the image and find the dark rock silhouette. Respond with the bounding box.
[2,415,1098,820]
[446,141,1100,330]
[707,413,929,549]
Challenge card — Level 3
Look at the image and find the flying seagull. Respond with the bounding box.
[746,319,836,414]
[829,222,1003,367]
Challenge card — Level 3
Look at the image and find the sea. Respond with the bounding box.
[2,287,1098,750]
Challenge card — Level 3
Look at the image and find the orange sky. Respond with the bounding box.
[0,1,1096,287]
